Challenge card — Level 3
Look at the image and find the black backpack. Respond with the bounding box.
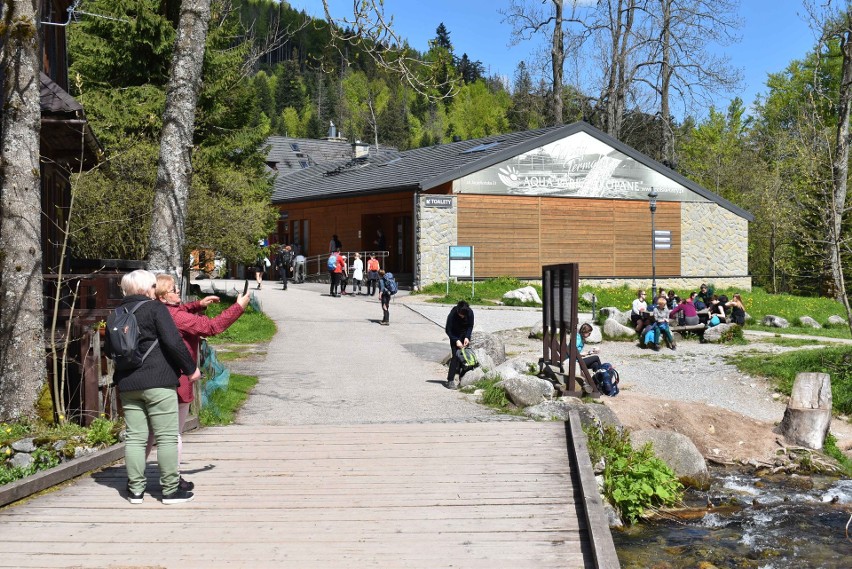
[455,347,480,375]
[593,363,620,396]
[105,300,159,371]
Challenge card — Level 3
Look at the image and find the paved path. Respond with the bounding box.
[197,279,514,425]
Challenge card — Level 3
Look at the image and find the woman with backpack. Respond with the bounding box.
[378,269,394,325]
[111,270,200,505]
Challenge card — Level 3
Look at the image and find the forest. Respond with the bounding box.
[66,0,852,299]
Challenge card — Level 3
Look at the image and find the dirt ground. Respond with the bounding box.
[496,327,852,465]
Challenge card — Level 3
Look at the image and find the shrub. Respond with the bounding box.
[718,325,746,344]
[85,416,119,447]
[585,424,684,524]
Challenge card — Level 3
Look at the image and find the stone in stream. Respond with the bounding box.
[777,372,832,450]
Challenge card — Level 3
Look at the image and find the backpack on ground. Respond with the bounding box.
[455,347,480,375]
[105,300,159,371]
[327,254,337,271]
[383,272,398,295]
[593,363,619,397]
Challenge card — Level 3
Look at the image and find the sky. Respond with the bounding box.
[291,1,818,119]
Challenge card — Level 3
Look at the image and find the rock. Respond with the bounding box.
[73,446,98,459]
[53,440,67,451]
[603,318,635,338]
[631,430,709,485]
[459,366,486,388]
[10,452,34,470]
[528,320,543,339]
[503,286,542,304]
[599,307,630,326]
[778,372,832,450]
[602,500,624,528]
[470,349,495,374]
[524,399,622,433]
[494,357,535,377]
[762,315,790,328]
[582,292,597,304]
[11,438,36,453]
[470,331,506,366]
[828,315,847,326]
[798,316,821,329]
[500,375,555,407]
[584,322,602,344]
[703,323,735,343]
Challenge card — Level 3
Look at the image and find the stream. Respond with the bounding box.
[611,469,852,568]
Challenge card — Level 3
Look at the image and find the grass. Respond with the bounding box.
[415,277,534,306]
[202,297,276,344]
[758,337,822,348]
[199,373,259,426]
[733,345,852,415]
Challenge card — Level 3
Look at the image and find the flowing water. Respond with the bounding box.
[612,470,852,568]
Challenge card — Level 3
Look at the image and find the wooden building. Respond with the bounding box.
[271,122,753,290]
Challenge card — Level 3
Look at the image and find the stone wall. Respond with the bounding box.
[416,196,457,289]
[681,202,749,278]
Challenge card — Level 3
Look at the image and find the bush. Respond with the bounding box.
[585,424,684,524]
[85,416,119,447]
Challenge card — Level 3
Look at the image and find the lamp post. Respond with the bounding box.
[648,189,658,295]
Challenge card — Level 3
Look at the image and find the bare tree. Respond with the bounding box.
[147,0,212,277]
[502,0,566,125]
[0,0,45,421]
[640,0,742,164]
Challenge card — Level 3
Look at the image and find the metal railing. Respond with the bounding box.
[297,250,389,282]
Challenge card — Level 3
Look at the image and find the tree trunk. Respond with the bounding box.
[830,26,852,338]
[0,0,45,421]
[147,0,212,277]
[550,0,564,125]
[660,0,673,164]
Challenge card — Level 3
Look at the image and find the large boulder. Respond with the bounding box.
[459,366,486,388]
[503,286,542,305]
[828,315,848,326]
[603,318,635,338]
[525,398,622,432]
[762,315,790,328]
[470,330,506,366]
[495,357,535,377]
[599,307,631,326]
[581,292,597,304]
[778,372,832,450]
[499,375,555,407]
[703,323,735,343]
[583,322,602,344]
[631,430,709,485]
[798,316,822,329]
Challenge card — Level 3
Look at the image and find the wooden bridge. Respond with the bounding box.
[0,417,618,568]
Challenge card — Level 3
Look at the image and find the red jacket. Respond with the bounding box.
[166,300,244,403]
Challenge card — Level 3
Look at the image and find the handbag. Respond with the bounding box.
[708,315,721,327]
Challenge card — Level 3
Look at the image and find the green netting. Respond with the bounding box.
[199,339,230,407]
[249,294,262,313]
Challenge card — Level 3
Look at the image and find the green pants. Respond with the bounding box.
[121,387,179,495]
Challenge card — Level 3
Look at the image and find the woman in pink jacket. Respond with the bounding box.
[146,274,250,490]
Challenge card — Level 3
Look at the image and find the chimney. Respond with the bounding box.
[327,121,337,139]
[353,141,370,159]
[452,135,462,142]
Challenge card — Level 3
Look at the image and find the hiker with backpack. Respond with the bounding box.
[108,270,200,505]
[145,274,250,493]
[377,269,397,325]
[327,248,342,297]
[275,245,293,290]
[445,300,475,389]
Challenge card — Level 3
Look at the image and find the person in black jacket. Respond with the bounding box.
[445,300,475,389]
[111,270,200,505]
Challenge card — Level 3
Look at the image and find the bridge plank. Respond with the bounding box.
[0,422,596,568]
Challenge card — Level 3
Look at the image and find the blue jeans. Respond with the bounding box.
[121,387,180,495]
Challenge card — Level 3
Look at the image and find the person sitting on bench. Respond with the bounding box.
[575,323,602,372]
[630,289,648,333]
[670,293,700,326]
[645,297,676,351]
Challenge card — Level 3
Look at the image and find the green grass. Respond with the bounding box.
[215,350,257,362]
[758,337,822,348]
[199,373,259,426]
[415,277,534,305]
[733,346,852,415]
[203,297,276,344]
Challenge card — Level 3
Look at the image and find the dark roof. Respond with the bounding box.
[265,136,395,176]
[40,72,83,114]
[272,122,753,221]
[39,73,102,169]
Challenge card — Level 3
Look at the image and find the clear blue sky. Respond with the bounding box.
[292,1,817,118]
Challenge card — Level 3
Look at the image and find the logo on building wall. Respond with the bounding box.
[424,196,453,208]
[456,131,707,203]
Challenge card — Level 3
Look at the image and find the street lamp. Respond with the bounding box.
[648,188,658,295]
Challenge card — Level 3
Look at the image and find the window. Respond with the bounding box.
[299,160,309,168]
[461,141,501,154]
[290,143,300,151]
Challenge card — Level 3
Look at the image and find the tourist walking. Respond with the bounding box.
[378,269,392,325]
[352,252,364,294]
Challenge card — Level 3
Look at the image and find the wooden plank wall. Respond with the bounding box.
[280,191,413,257]
[458,194,680,278]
